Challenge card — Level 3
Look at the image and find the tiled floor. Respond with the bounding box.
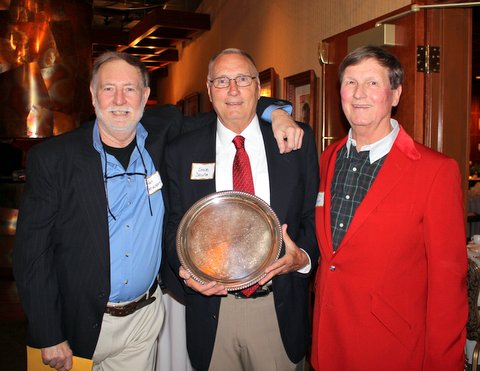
[0,275,27,371]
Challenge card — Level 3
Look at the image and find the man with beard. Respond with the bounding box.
[13,51,301,371]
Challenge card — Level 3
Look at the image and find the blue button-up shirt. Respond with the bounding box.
[93,122,164,302]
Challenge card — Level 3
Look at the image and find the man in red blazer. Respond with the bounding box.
[311,45,468,370]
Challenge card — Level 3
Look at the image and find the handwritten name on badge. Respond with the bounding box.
[191,163,215,180]
[316,192,324,207]
[146,171,162,195]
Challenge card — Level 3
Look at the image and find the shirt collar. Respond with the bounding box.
[216,115,262,149]
[346,119,400,164]
[93,120,148,154]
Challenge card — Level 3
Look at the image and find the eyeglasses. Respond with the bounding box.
[102,144,153,221]
[208,75,257,89]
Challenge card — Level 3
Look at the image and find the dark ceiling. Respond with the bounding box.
[92,0,209,73]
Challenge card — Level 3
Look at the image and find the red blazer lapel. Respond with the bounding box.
[318,139,345,258]
[336,127,422,250]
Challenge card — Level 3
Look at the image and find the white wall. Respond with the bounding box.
[155,0,410,113]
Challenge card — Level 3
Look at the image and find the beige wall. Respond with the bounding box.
[155,0,410,111]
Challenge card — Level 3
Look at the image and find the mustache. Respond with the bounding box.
[106,106,133,113]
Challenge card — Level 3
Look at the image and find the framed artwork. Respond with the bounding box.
[183,92,200,116]
[283,70,318,142]
[259,67,276,98]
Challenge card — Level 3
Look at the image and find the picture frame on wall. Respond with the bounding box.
[259,67,277,98]
[183,92,200,116]
[283,70,318,141]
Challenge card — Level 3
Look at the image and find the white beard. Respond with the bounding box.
[94,96,146,136]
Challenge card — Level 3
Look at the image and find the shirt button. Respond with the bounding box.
[339,223,344,228]
[124,280,128,285]
[125,224,130,229]
[345,195,350,200]
[329,265,336,271]
[125,252,129,257]
[352,167,357,172]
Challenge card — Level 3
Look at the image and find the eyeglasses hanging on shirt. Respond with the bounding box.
[102,143,153,221]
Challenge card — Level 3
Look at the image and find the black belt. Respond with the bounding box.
[105,279,158,317]
[230,285,273,299]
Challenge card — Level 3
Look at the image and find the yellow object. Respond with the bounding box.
[27,346,93,371]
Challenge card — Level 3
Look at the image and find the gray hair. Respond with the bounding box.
[91,51,149,89]
[338,45,404,89]
[207,48,258,79]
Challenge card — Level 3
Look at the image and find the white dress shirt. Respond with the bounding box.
[215,115,270,203]
[215,115,311,273]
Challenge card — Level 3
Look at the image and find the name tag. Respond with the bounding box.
[316,192,324,207]
[146,171,162,195]
[191,163,215,180]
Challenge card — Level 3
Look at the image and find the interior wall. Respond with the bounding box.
[470,84,480,173]
[155,0,410,115]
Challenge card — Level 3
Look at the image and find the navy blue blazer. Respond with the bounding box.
[164,116,319,371]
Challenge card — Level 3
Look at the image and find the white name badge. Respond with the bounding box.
[316,192,324,207]
[191,163,215,180]
[145,171,162,195]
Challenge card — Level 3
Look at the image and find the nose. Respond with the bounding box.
[227,79,240,95]
[353,84,366,99]
[113,89,127,105]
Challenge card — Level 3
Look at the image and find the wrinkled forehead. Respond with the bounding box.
[94,59,144,87]
[210,53,257,77]
[343,58,390,79]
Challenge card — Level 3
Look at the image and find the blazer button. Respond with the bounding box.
[92,323,99,329]
[329,265,336,271]
[212,314,217,320]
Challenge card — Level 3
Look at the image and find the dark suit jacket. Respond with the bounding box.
[12,98,289,359]
[164,116,319,371]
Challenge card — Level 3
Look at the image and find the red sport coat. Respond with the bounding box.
[311,125,468,371]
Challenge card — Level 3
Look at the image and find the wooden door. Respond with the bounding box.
[319,4,471,192]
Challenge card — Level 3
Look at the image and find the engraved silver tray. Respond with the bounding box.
[176,191,282,291]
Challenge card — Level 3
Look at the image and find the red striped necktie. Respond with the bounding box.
[232,135,259,297]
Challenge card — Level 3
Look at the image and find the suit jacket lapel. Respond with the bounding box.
[321,139,345,257]
[194,120,217,198]
[73,129,110,274]
[259,121,288,221]
[338,127,420,249]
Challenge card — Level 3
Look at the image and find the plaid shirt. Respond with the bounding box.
[330,145,386,250]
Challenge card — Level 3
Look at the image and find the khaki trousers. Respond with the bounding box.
[92,286,165,371]
[208,293,304,371]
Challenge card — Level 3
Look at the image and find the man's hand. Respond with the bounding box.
[179,266,228,296]
[41,341,73,371]
[258,224,309,286]
[271,110,304,153]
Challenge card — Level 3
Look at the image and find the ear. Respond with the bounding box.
[206,81,213,102]
[90,85,96,107]
[256,78,261,100]
[143,86,151,103]
[392,85,402,107]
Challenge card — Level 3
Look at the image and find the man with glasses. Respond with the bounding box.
[13,51,301,371]
[165,48,319,371]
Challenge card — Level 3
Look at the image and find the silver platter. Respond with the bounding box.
[176,191,282,291]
